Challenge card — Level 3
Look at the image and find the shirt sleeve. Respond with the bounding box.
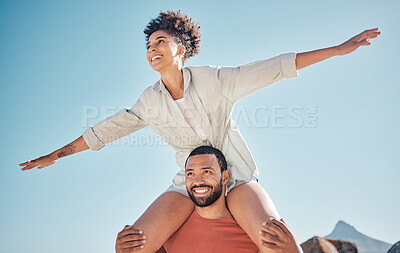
[216,52,298,103]
[82,97,148,151]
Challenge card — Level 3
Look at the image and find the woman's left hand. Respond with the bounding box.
[336,28,381,55]
[116,225,147,253]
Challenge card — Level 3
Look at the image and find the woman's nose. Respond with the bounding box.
[148,45,157,52]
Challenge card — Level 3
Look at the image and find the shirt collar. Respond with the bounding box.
[152,68,191,95]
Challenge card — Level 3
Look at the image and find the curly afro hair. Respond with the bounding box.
[144,10,201,63]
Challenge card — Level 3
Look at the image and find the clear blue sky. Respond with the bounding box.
[1,0,399,252]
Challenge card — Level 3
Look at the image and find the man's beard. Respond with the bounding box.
[187,179,223,207]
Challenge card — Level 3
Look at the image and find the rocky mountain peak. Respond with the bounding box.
[325,220,392,253]
[331,220,359,236]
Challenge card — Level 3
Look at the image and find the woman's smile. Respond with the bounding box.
[151,54,163,63]
[146,30,183,71]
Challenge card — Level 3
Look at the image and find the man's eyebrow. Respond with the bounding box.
[201,167,215,171]
[147,36,168,46]
[185,167,215,172]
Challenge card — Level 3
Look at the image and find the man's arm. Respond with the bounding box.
[259,218,303,253]
[296,28,381,70]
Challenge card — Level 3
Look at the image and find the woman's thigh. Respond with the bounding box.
[226,182,280,253]
[133,191,195,253]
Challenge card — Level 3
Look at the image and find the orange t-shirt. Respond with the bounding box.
[160,211,258,253]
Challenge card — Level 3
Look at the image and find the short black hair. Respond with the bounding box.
[144,10,201,63]
[185,146,227,173]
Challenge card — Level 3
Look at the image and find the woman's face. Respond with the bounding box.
[146,30,185,72]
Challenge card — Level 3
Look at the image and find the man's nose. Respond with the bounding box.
[193,175,205,185]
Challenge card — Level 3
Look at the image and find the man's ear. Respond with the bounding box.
[222,170,230,186]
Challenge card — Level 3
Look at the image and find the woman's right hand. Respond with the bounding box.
[19,154,58,171]
[19,136,89,171]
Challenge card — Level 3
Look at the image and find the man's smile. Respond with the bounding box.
[191,185,212,195]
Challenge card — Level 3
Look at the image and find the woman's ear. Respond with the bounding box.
[178,44,186,57]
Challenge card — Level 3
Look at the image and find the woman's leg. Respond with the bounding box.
[226,182,280,253]
[133,191,195,253]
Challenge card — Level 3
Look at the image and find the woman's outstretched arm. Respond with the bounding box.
[19,98,149,171]
[19,136,89,171]
[296,28,381,70]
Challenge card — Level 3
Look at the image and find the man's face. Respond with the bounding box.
[185,154,226,207]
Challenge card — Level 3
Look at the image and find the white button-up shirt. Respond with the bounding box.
[82,52,298,192]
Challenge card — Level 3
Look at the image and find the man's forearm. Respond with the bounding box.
[295,46,340,70]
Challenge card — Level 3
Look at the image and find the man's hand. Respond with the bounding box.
[116,225,147,253]
[337,28,381,55]
[259,218,303,253]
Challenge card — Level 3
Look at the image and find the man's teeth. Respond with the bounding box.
[194,189,209,193]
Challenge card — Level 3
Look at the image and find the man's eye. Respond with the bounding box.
[204,170,211,174]
[186,172,193,176]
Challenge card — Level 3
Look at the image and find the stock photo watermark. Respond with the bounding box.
[81,104,318,146]
[233,105,317,128]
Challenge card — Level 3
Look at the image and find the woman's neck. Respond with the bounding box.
[160,67,184,100]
